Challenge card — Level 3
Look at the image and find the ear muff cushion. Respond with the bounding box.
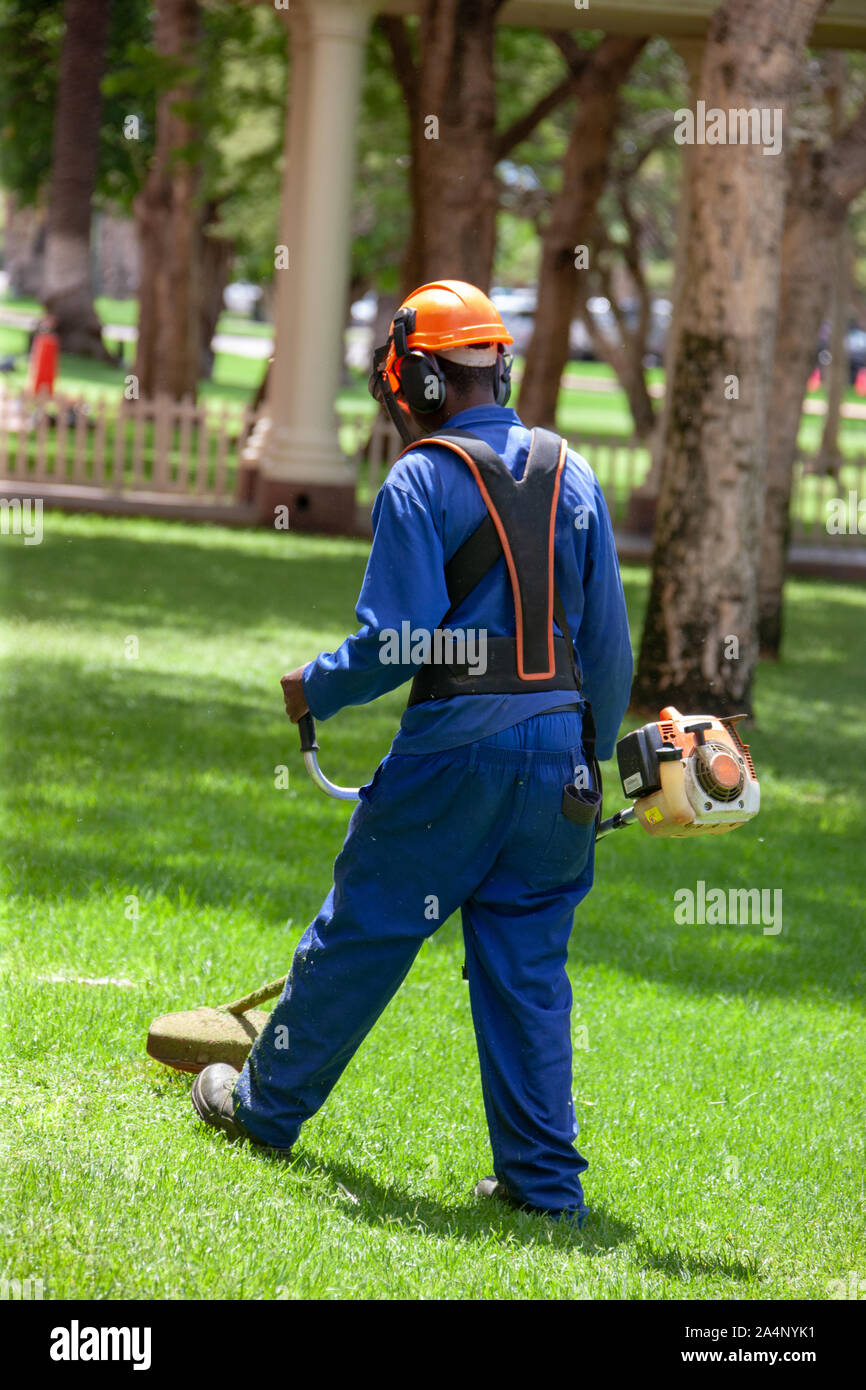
[494,350,512,407]
[397,352,446,413]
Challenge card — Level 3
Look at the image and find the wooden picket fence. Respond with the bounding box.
[355,418,866,546]
[0,391,258,504]
[0,388,863,547]
[788,448,866,545]
[0,391,392,510]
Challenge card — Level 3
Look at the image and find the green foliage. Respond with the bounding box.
[351,22,412,295]
[0,0,64,201]
[492,35,687,291]
[190,0,287,279]
[495,25,574,134]
[601,38,687,272]
[2,12,861,315]
[0,0,156,209]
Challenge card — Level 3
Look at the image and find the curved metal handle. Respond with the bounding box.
[297,712,360,801]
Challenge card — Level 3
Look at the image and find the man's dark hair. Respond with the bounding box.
[435,354,498,398]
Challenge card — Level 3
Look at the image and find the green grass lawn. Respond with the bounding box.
[1,512,863,1300]
[2,293,274,339]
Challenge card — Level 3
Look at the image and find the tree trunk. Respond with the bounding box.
[381,9,575,299]
[616,348,657,440]
[4,194,47,298]
[569,128,670,442]
[575,227,657,439]
[816,62,850,481]
[637,39,705,503]
[632,0,828,717]
[134,0,202,401]
[816,226,849,479]
[613,185,659,438]
[517,36,645,430]
[198,203,234,381]
[42,0,111,361]
[575,296,657,440]
[756,152,832,659]
[396,0,503,294]
[757,101,866,657]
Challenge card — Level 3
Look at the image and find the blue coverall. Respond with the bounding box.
[234,404,633,1217]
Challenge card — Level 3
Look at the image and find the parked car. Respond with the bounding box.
[491,294,614,362]
[223,281,262,317]
[815,318,866,384]
[620,296,671,367]
[498,310,535,356]
[350,291,378,326]
[845,327,866,384]
[566,295,671,366]
[490,285,537,318]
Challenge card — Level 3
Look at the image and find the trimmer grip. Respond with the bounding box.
[297,711,359,801]
[297,711,319,753]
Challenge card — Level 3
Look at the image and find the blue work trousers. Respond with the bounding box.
[234,710,597,1217]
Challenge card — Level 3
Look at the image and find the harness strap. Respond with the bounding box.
[408,635,579,703]
[401,427,569,681]
[442,511,500,620]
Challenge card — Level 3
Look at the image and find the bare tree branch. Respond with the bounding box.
[614,112,676,180]
[546,29,590,82]
[826,99,866,207]
[495,73,573,161]
[377,16,418,123]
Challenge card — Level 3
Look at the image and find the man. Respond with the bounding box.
[192,280,633,1221]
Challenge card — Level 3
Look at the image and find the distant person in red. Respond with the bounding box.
[28,315,59,396]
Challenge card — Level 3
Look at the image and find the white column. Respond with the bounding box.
[245,0,372,506]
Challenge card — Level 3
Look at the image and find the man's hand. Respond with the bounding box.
[280,664,311,723]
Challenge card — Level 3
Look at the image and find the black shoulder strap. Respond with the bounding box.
[443,513,499,618]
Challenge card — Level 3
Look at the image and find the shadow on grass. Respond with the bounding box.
[5,524,865,1009]
[5,649,864,1006]
[634,1241,760,1286]
[2,521,369,637]
[229,1145,758,1285]
[255,1148,638,1256]
[3,659,396,911]
[164,1065,755,1284]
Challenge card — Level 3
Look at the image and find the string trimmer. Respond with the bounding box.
[146,706,759,1073]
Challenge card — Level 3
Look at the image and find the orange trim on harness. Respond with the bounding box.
[397,435,567,681]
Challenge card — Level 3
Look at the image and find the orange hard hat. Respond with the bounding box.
[381,280,512,394]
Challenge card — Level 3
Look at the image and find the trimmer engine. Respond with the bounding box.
[614,705,760,838]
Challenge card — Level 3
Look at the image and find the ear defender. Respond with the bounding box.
[395,351,447,414]
[494,345,512,407]
[399,341,512,414]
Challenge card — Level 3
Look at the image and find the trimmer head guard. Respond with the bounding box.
[146,1006,270,1074]
[146,976,286,1074]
